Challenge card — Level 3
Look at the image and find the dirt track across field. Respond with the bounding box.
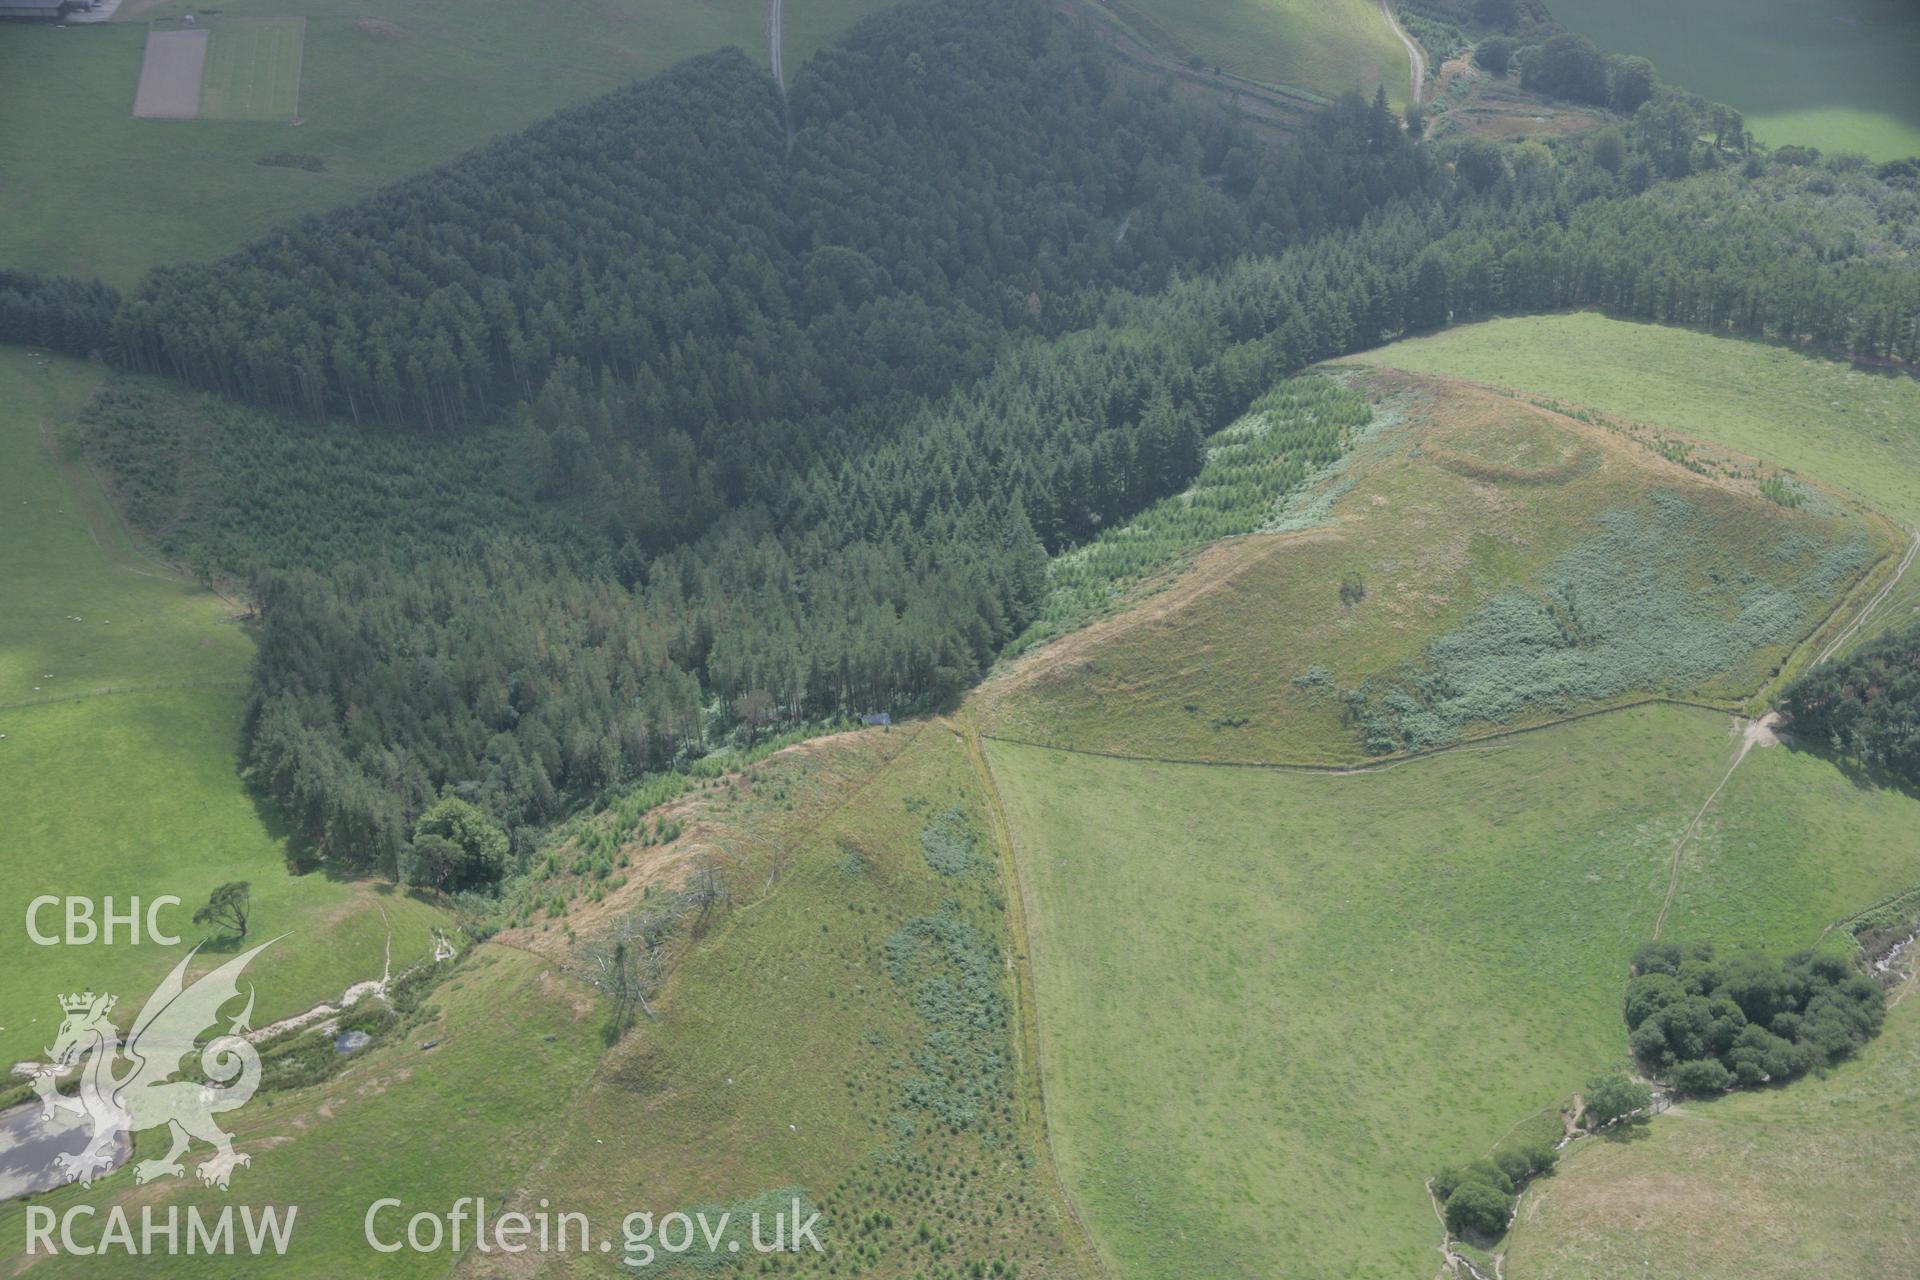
[132,28,207,119]
[768,0,787,93]
[1379,0,1425,105]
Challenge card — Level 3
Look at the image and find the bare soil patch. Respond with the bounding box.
[132,28,208,120]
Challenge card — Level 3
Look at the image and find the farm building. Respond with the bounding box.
[0,0,84,17]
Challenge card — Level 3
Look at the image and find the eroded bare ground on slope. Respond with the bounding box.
[1423,53,1614,142]
[495,725,913,963]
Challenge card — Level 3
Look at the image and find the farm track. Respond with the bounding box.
[0,678,247,713]
[769,0,794,150]
[962,716,1115,1280]
[1814,529,1919,666]
[1379,0,1425,105]
[1648,712,1781,941]
[1652,525,1917,941]
[1058,0,1324,136]
[979,694,1742,778]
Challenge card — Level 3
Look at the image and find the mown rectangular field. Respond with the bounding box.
[198,17,306,122]
[986,703,1920,1278]
[130,28,208,119]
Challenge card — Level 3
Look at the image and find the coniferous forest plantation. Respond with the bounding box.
[2,0,1918,1276]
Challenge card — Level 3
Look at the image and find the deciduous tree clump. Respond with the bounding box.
[1625,941,1885,1093]
[1432,1142,1556,1241]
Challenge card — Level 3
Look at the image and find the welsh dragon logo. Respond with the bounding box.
[27,938,277,1190]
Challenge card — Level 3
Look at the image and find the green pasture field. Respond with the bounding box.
[1361,314,1920,527]
[982,703,1920,1278]
[1545,0,1920,161]
[1505,981,1920,1279]
[0,348,443,1068]
[0,945,604,1277]
[1104,0,1410,102]
[0,0,893,289]
[979,369,1890,766]
[197,18,306,122]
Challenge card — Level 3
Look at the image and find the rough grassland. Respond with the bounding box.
[1545,0,1920,160]
[978,371,1888,766]
[984,705,1920,1279]
[1363,313,1920,526]
[0,0,893,288]
[499,722,1098,1278]
[0,349,443,1067]
[1103,0,1410,102]
[1505,983,1920,1280]
[0,945,604,1278]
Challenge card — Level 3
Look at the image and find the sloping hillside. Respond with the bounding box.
[978,369,1896,765]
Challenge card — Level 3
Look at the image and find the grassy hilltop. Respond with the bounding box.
[1367,315,1920,656]
[980,368,1895,766]
[1366,314,1920,528]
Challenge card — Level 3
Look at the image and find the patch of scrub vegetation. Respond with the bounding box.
[917,805,983,877]
[1011,374,1376,652]
[491,718,857,929]
[0,945,603,1279]
[499,725,1097,1278]
[984,699,1920,1278]
[1349,493,1874,752]
[980,370,1886,767]
[886,908,1010,1128]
